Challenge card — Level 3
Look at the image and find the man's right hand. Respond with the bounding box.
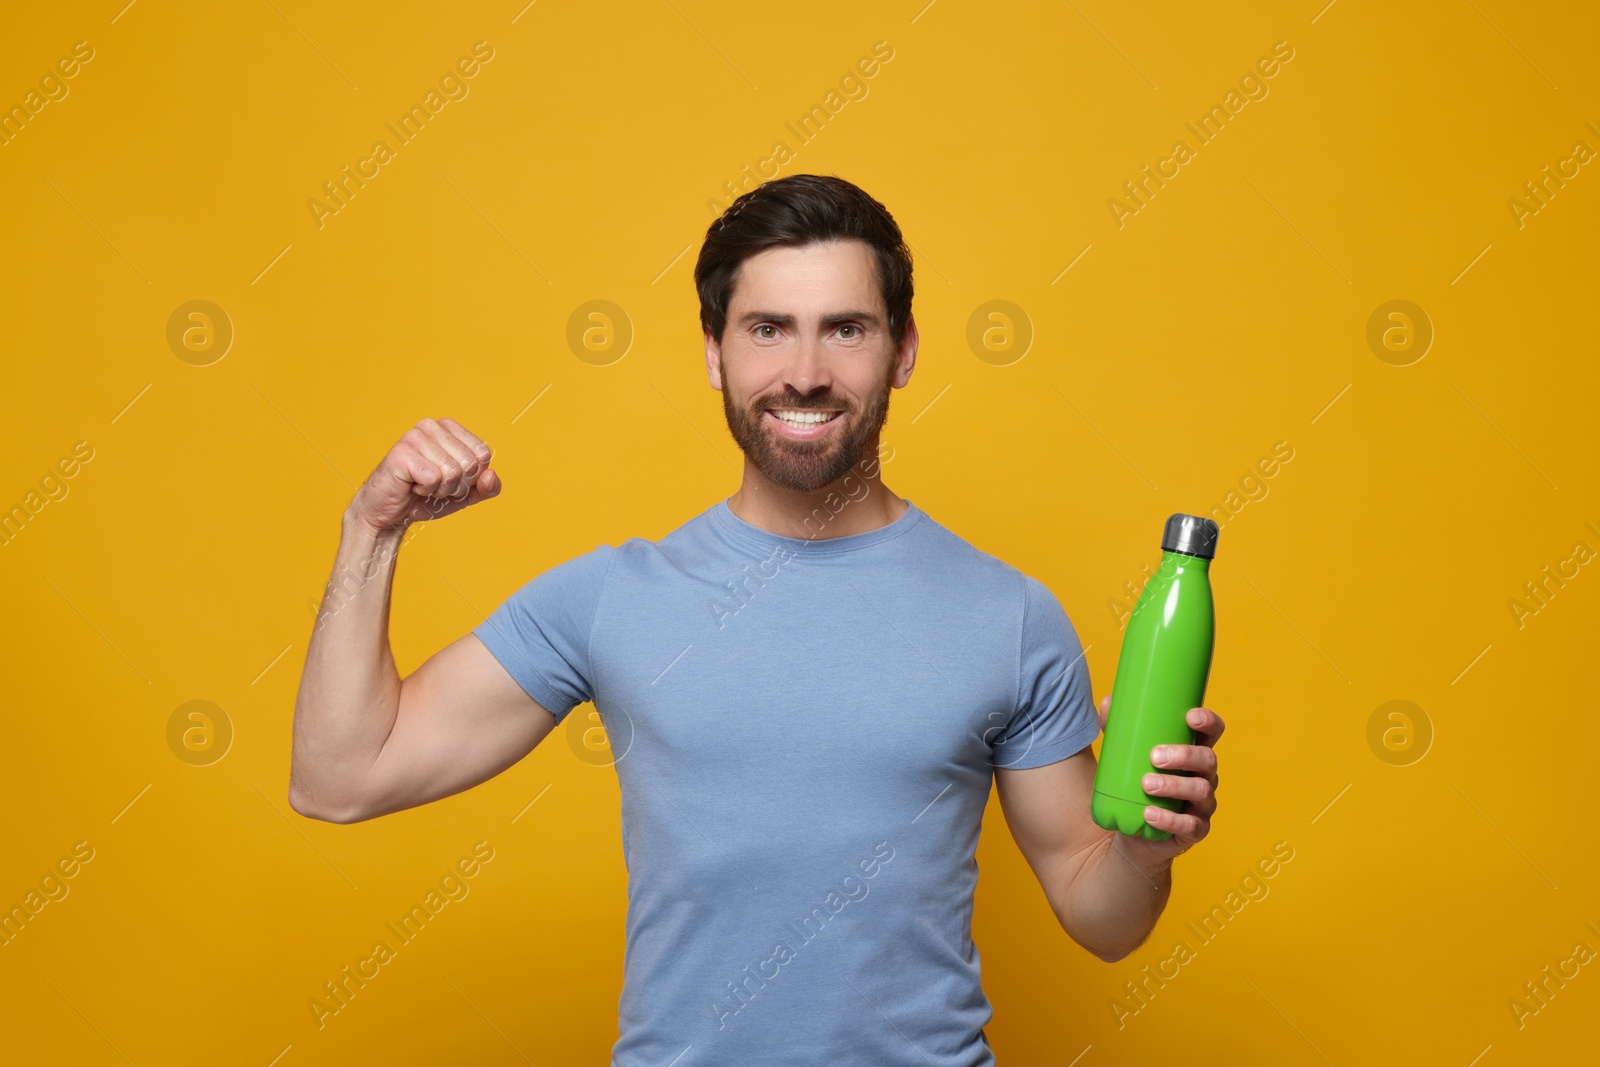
[347,417,500,533]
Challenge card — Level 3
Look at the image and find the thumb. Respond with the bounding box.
[472,466,501,501]
[440,467,501,513]
[1097,693,1111,730]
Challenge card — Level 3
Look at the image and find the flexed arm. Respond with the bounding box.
[288,417,557,823]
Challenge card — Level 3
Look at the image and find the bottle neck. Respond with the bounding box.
[1161,549,1212,574]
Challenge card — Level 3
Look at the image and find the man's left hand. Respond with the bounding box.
[1096,694,1224,871]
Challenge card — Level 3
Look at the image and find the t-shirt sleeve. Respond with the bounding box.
[991,572,1101,770]
[471,544,616,724]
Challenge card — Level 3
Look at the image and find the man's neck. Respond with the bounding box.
[726,459,906,542]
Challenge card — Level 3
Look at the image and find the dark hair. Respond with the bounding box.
[695,174,914,348]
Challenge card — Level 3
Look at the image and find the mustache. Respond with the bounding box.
[759,398,848,411]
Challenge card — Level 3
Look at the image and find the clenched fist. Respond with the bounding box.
[347,417,500,533]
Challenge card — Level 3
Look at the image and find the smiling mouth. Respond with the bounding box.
[766,408,843,430]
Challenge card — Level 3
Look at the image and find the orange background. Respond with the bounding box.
[2,1,1596,1063]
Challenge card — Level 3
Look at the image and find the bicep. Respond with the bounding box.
[356,632,558,821]
[995,745,1107,911]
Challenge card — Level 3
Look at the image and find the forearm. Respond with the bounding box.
[288,510,409,821]
[1060,832,1173,963]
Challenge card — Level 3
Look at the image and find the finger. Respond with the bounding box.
[472,465,501,500]
[1143,771,1216,813]
[407,463,502,524]
[411,419,480,500]
[1151,742,1218,778]
[428,467,501,519]
[1145,805,1208,842]
[394,429,450,500]
[1186,706,1225,746]
[1097,693,1111,728]
[437,417,493,468]
[420,418,485,498]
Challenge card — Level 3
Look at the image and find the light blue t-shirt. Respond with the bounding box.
[473,496,1100,1066]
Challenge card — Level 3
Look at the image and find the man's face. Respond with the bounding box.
[705,239,916,493]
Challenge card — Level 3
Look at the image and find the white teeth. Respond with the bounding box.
[771,410,839,427]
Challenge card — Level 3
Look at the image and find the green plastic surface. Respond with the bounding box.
[1091,547,1214,841]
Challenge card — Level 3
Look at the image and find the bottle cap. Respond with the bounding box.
[1162,513,1220,559]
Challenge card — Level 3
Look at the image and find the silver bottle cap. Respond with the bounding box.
[1161,513,1219,559]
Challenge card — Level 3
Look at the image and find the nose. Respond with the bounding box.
[783,331,833,398]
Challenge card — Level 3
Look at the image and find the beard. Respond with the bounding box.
[720,356,894,493]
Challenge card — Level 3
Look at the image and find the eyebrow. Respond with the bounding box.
[734,309,883,330]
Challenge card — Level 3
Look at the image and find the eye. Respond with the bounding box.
[755,324,778,339]
[838,324,860,339]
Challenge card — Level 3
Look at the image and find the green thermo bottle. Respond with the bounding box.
[1092,513,1219,841]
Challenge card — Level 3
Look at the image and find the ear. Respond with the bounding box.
[705,330,724,391]
[891,316,919,388]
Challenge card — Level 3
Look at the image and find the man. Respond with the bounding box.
[289,173,1223,1065]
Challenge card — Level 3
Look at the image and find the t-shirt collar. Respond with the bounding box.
[708,495,925,558]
